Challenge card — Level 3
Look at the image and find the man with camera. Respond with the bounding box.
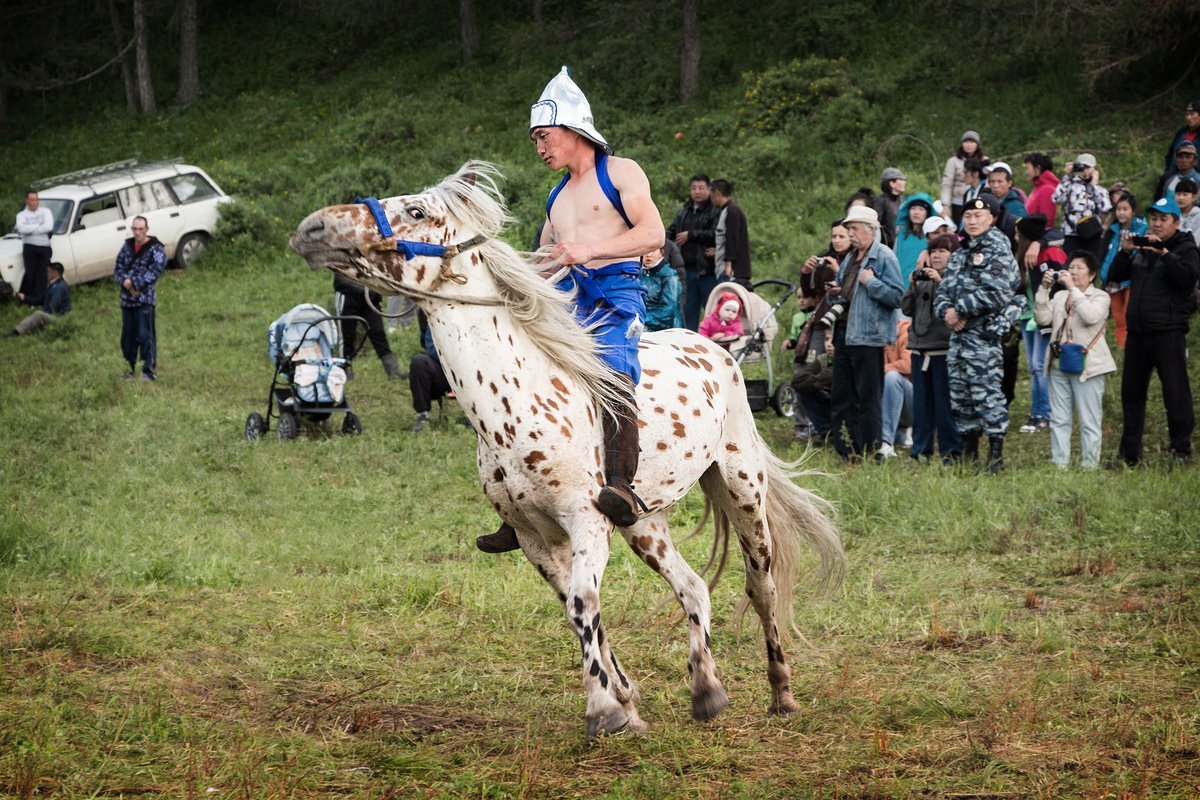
[934,194,1024,473]
[823,205,904,462]
[1108,196,1200,467]
[1051,153,1111,261]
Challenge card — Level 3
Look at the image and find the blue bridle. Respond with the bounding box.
[354,196,487,285]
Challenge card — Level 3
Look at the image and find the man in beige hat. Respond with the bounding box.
[476,66,664,553]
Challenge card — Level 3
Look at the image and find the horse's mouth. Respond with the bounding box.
[289,238,359,273]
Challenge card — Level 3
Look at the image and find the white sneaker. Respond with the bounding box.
[877,442,896,458]
[1019,416,1038,433]
[900,427,913,448]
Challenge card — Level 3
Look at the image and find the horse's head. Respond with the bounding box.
[290,161,510,297]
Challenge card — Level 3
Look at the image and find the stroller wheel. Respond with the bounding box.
[773,384,798,418]
[245,412,265,442]
[341,412,363,436]
[277,411,299,441]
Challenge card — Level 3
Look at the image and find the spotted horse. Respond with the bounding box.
[290,162,845,738]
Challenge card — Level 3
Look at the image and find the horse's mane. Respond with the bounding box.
[429,162,631,419]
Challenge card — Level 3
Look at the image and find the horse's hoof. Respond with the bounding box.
[586,706,644,738]
[767,693,800,716]
[691,685,729,721]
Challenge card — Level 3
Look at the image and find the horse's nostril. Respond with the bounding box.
[302,221,326,241]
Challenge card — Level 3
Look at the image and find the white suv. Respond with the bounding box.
[2,159,231,294]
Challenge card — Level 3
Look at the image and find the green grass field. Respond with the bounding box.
[2,233,1198,797]
[4,5,1200,796]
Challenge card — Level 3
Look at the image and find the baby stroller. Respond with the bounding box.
[700,279,797,417]
[244,303,368,441]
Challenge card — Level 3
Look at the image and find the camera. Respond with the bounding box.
[819,299,846,329]
[1072,162,1088,172]
[1130,235,1153,247]
[1046,270,1059,282]
[912,267,931,281]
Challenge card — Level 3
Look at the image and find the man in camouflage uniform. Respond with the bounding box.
[934,195,1025,472]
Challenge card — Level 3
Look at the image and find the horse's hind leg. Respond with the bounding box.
[517,526,645,736]
[619,511,728,721]
[700,462,800,715]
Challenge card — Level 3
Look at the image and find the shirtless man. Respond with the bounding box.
[476,66,665,553]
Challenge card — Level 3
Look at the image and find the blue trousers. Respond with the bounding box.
[120,305,157,376]
[910,352,961,458]
[683,268,718,332]
[1022,326,1051,419]
[557,265,646,384]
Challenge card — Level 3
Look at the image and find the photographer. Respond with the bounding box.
[902,235,962,462]
[1051,153,1111,261]
[1033,252,1115,469]
[1108,196,1200,466]
[1013,214,1066,435]
[825,205,904,462]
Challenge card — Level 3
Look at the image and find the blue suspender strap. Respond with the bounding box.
[545,174,570,222]
[594,152,633,229]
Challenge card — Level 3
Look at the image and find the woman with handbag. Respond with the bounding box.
[1033,251,1117,468]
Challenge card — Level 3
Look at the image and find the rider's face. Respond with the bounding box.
[531,126,574,170]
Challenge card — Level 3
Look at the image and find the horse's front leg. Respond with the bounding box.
[561,517,647,738]
[516,529,640,709]
[619,511,728,721]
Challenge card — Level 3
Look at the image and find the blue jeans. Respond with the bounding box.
[1023,326,1051,419]
[881,368,913,444]
[120,305,157,376]
[683,269,718,332]
[910,352,961,458]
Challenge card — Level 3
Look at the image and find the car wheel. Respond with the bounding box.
[277,411,299,441]
[245,412,265,442]
[175,232,210,269]
[772,384,797,418]
[341,412,363,436]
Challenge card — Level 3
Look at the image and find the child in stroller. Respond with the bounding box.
[244,303,367,441]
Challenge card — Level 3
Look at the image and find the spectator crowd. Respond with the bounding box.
[644,101,1200,469]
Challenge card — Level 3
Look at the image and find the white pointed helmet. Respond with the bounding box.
[529,66,613,155]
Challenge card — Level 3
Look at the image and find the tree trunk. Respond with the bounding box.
[134,0,156,113]
[109,0,138,113]
[177,0,199,106]
[459,0,479,65]
[532,0,543,25]
[680,0,700,103]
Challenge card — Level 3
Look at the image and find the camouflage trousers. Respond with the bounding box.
[947,331,1008,437]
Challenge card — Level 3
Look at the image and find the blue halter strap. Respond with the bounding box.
[352,197,489,281]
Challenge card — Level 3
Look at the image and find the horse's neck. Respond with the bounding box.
[426,302,554,420]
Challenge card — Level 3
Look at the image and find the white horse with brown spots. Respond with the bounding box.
[290,162,844,738]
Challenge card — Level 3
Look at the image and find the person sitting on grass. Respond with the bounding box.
[1034,251,1115,469]
[699,291,743,348]
[409,310,452,433]
[6,261,71,337]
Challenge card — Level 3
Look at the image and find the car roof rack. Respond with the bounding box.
[31,158,186,191]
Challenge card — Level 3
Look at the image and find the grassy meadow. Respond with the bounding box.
[4,3,1200,797]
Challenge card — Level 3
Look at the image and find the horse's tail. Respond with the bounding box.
[702,448,845,640]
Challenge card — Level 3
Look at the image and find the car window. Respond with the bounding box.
[168,173,220,204]
[77,193,122,229]
[119,180,177,216]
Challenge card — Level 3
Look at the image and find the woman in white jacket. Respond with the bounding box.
[941,131,983,225]
[1033,251,1117,468]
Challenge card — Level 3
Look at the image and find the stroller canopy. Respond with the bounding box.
[701,282,779,361]
[268,303,341,365]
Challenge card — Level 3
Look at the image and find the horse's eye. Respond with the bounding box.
[407,207,425,220]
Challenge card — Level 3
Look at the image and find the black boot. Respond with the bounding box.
[596,379,642,528]
[381,352,408,380]
[476,522,520,553]
[986,436,1006,474]
[962,431,981,464]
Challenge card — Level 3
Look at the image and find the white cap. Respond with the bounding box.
[1075,153,1097,167]
[984,161,1013,177]
[842,205,880,229]
[922,216,950,236]
[529,66,612,155]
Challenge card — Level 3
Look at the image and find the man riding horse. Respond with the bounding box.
[476,67,665,553]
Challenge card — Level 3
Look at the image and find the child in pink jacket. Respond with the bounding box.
[699,291,744,347]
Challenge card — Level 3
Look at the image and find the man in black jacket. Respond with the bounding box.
[711,179,752,289]
[665,174,718,330]
[1108,196,1200,465]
